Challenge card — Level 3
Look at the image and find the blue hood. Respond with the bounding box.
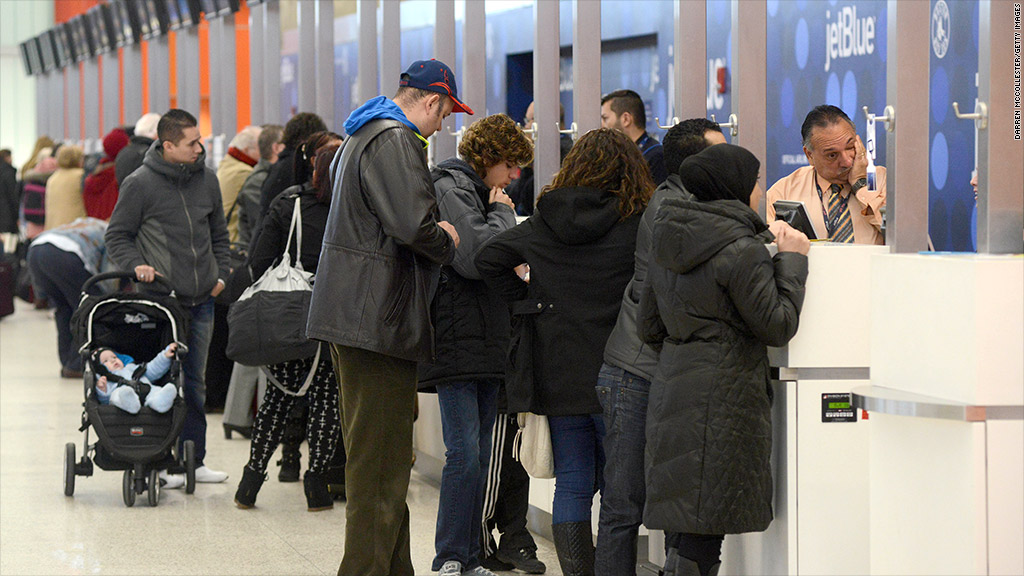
[344,96,420,136]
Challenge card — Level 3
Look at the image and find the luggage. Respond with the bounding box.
[0,252,15,318]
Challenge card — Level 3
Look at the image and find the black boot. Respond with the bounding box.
[551,522,594,576]
[234,466,265,509]
[277,443,301,482]
[303,470,334,511]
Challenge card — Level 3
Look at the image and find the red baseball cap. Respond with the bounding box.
[400,59,474,115]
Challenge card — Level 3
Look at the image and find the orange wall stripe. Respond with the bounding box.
[79,61,85,139]
[141,41,150,115]
[118,47,125,126]
[97,55,104,137]
[169,32,177,109]
[199,19,211,136]
[235,3,251,131]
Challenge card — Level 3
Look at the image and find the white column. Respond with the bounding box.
[149,37,171,113]
[675,0,706,121]
[433,0,456,162]
[533,0,560,205]
[123,45,143,124]
[572,0,601,135]
[315,0,335,129]
[731,0,767,216]
[381,0,401,100]
[248,2,265,123]
[461,0,486,118]
[297,0,316,113]
[356,0,378,105]
[263,1,282,122]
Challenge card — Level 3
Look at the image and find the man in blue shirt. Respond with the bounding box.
[600,89,667,185]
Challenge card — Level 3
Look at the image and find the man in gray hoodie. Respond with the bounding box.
[106,109,231,486]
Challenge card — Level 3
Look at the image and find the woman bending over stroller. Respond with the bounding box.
[94,343,179,414]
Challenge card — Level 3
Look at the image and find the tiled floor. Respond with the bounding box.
[0,301,561,575]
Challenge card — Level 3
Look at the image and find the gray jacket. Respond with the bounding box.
[306,119,455,363]
[602,174,693,381]
[105,141,231,307]
[236,158,271,246]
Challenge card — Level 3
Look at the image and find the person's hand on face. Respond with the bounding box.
[489,186,514,209]
[848,135,868,187]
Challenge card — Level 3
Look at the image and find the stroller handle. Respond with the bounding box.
[80,271,176,297]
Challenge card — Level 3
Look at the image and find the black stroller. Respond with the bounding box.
[64,271,196,506]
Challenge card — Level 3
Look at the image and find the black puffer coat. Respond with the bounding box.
[476,186,640,416]
[640,198,807,535]
[417,159,517,391]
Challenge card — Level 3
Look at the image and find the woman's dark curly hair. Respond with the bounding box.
[457,114,533,180]
[294,131,343,184]
[312,145,340,205]
[541,128,654,220]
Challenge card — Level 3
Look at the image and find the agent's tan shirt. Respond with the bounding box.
[767,165,886,245]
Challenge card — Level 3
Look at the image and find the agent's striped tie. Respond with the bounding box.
[828,184,854,243]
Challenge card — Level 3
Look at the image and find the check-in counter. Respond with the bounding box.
[852,253,1023,576]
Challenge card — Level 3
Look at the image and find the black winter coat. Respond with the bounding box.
[249,183,328,278]
[640,198,807,535]
[114,136,155,188]
[417,159,517,391]
[476,186,640,416]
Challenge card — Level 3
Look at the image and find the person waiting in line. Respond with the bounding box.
[236,124,284,246]
[767,104,886,244]
[419,113,534,576]
[305,58,465,576]
[257,112,327,221]
[0,148,19,234]
[641,144,809,576]
[601,89,667,185]
[505,100,574,216]
[19,136,56,179]
[217,126,263,243]
[105,109,231,487]
[477,128,654,576]
[44,145,86,231]
[594,117,726,576]
[27,217,114,378]
[233,144,343,512]
[115,113,161,187]
[83,128,130,221]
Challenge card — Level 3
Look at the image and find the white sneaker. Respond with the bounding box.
[159,470,185,489]
[194,465,228,483]
[463,566,497,576]
[438,560,462,576]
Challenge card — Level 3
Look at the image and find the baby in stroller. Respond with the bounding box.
[93,343,179,414]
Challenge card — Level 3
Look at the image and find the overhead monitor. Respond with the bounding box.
[59,23,78,63]
[37,32,57,72]
[19,41,37,76]
[109,0,141,45]
[165,0,202,29]
[50,28,71,67]
[86,6,113,54]
[95,3,123,49]
[772,200,819,240]
[201,0,241,18]
[69,16,97,60]
[139,0,169,37]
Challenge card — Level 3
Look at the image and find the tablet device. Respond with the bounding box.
[773,200,818,240]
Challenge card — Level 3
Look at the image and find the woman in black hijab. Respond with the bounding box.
[640,144,810,576]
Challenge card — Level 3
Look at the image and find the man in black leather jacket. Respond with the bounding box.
[306,59,467,576]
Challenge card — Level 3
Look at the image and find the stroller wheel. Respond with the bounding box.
[63,443,76,497]
[147,469,160,507]
[184,440,196,495]
[122,469,136,507]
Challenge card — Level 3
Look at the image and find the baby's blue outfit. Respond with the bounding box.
[95,345,177,414]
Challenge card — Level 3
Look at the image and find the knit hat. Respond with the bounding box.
[677,143,760,206]
[102,128,130,161]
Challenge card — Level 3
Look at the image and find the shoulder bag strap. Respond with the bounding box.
[259,343,321,397]
[282,196,303,268]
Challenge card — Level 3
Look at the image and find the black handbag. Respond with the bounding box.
[226,197,318,366]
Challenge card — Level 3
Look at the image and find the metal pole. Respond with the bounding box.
[297,0,316,113]
[732,0,767,217]
[885,0,930,253]
[83,59,100,140]
[249,2,265,124]
[357,0,378,105]
[150,37,171,113]
[123,45,143,124]
[221,16,238,136]
[533,0,560,205]
[381,0,401,100]
[572,0,600,136]
[462,0,486,119]
[264,0,282,122]
[675,0,706,120]
[434,0,456,163]
[315,0,335,129]
[102,54,121,133]
[975,0,1024,253]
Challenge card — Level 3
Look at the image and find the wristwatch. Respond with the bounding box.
[851,177,868,193]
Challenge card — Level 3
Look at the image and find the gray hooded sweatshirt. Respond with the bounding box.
[106,141,230,307]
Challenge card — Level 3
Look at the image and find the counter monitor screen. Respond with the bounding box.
[773,200,818,240]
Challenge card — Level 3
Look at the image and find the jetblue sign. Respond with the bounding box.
[825,6,877,72]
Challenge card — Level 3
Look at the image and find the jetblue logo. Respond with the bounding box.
[824,6,876,72]
[931,0,951,59]
[124,313,150,324]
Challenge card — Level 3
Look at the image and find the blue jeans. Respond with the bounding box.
[594,363,652,576]
[433,380,500,571]
[181,298,214,465]
[548,413,606,524]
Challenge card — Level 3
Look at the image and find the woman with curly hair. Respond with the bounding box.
[420,113,533,576]
[476,128,654,575]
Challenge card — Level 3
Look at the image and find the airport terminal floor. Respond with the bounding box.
[0,301,562,575]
